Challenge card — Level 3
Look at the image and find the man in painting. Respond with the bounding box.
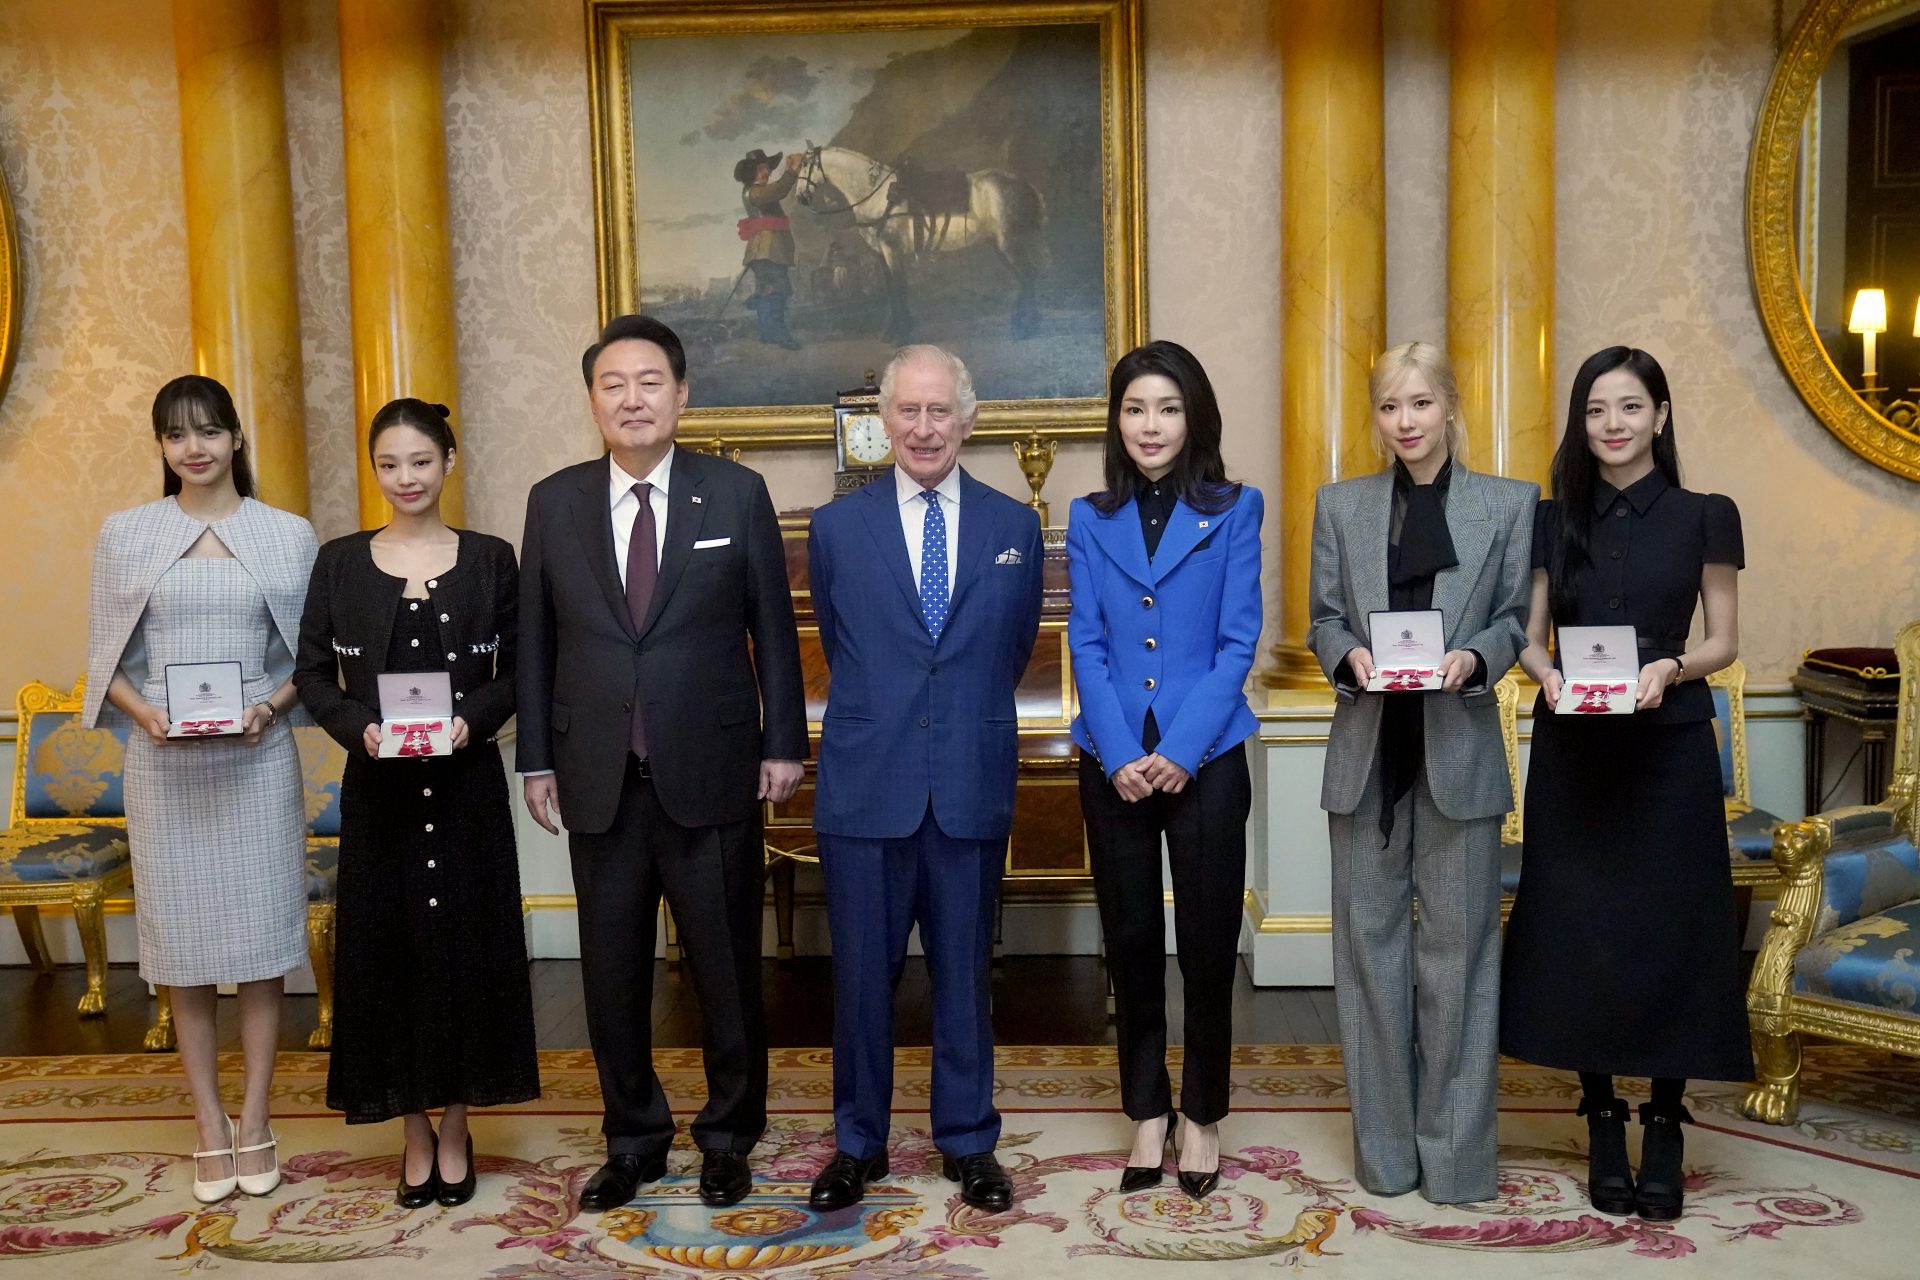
[734,147,803,351]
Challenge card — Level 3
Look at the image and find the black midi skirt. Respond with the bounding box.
[1499,711,1753,1083]
[327,743,540,1123]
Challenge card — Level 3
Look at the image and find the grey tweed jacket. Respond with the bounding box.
[1306,466,1537,820]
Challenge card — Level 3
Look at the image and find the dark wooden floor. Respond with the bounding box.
[0,957,1335,1057]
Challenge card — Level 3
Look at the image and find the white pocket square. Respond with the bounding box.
[692,537,731,549]
[994,547,1024,564]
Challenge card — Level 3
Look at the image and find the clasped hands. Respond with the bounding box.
[1345,646,1479,693]
[1539,658,1680,712]
[1110,752,1189,803]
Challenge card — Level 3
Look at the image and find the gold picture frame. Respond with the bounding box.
[0,158,21,413]
[586,0,1145,447]
[1747,0,1920,483]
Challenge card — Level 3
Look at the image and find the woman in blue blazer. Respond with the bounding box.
[1068,340,1263,1199]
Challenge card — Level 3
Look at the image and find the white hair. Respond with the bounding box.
[877,344,977,424]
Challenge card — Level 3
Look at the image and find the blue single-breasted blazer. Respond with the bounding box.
[808,470,1044,841]
[1066,485,1264,777]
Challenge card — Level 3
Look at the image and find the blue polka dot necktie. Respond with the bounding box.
[918,490,949,641]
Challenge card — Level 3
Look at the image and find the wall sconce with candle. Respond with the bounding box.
[1847,287,1888,409]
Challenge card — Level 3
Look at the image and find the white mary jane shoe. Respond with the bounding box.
[235,1128,282,1196]
[192,1116,239,1203]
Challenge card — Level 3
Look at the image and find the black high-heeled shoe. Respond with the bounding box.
[436,1134,477,1207]
[1578,1096,1636,1216]
[1175,1116,1221,1200]
[1635,1101,1692,1222]
[1119,1110,1177,1191]
[397,1135,439,1209]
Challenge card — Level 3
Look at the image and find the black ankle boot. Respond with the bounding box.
[1576,1096,1635,1215]
[1635,1100,1692,1221]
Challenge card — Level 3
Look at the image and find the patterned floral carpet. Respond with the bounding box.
[2,1045,1917,1277]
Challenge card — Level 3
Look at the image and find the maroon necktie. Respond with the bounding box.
[626,482,657,757]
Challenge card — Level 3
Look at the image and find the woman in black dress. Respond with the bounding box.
[294,398,538,1208]
[1501,347,1749,1224]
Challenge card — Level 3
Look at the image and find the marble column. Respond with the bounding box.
[338,0,465,528]
[173,0,309,514]
[1270,0,1386,688]
[1448,0,1555,484]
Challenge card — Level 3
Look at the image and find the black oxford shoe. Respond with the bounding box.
[808,1150,889,1212]
[698,1149,753,1208]
[941,1152,1013,1213]
[579,1153,667,1212]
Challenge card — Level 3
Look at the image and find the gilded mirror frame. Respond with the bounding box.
[0,160,20,412]
[1749,0,1920,481]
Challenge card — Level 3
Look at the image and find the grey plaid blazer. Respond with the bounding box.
[1306,466,1536,820]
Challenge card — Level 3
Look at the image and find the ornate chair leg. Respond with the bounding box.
[10,905,53,973]
[71,882,110,1016]
[145,985,177,1052]
[306,903,336,1049]
[772,857,796,965]
[1742,1028,1803,1124]
[663,901,681,970]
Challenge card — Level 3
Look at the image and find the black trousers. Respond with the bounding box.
[1079,742,1251,1126]
[568,755,767,1158]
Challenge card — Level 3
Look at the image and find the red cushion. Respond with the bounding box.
[1801,648,1900,682]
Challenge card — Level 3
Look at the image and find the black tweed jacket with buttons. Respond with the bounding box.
[293,528,518,751]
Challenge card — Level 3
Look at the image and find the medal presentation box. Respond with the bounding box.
[1554,626,1640,714]
[164,661,245,737]
[1366,609,1445,692]
[376,672,454,758]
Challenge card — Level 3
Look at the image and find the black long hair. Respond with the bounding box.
[368,397,457,459]
[1089,340,1240,515]
[151,375,255,500]
[1546,346,1682,621]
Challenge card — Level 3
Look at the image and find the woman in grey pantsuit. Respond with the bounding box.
[1306,342,1535,1204]
[84,376,316,1205]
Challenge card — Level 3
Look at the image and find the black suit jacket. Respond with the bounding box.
[516,448,807,834]
[293,529,519,750]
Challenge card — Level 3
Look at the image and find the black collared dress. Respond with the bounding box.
[1499,470,1753,1082]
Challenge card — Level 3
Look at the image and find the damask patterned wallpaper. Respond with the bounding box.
[0,0,1912,700]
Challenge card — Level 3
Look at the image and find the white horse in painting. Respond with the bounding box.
[795,144,1047,343]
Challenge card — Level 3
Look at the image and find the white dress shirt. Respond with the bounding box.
[610,447,673,585]
[894,464,961,591]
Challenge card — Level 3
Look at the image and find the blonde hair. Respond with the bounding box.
[1367,341,1468,465]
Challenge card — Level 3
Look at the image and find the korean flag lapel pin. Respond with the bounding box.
[690,495,702,504]
[1198,520,1209,529]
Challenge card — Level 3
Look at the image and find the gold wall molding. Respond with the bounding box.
[1447,0,1555,485]
[1748,0,1920,482]
[0,161,19,414]
[338,0,467,527]
[1269,0,1385,687]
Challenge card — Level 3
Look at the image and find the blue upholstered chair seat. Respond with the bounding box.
[1792,899,1920,1013]
[305,840,339,903]
[0,823,129,885]
[1499,841,1524,895]
[1730,806,1783,861]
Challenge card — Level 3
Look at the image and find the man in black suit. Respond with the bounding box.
[518,314,806,1210]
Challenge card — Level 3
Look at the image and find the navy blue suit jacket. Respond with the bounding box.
[808,470,1044,841]
[1066,486,1265,776]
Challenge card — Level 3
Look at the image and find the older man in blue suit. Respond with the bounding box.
[806,345,1044,1213]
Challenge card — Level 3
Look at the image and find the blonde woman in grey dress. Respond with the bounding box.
[84,376,316,1204]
